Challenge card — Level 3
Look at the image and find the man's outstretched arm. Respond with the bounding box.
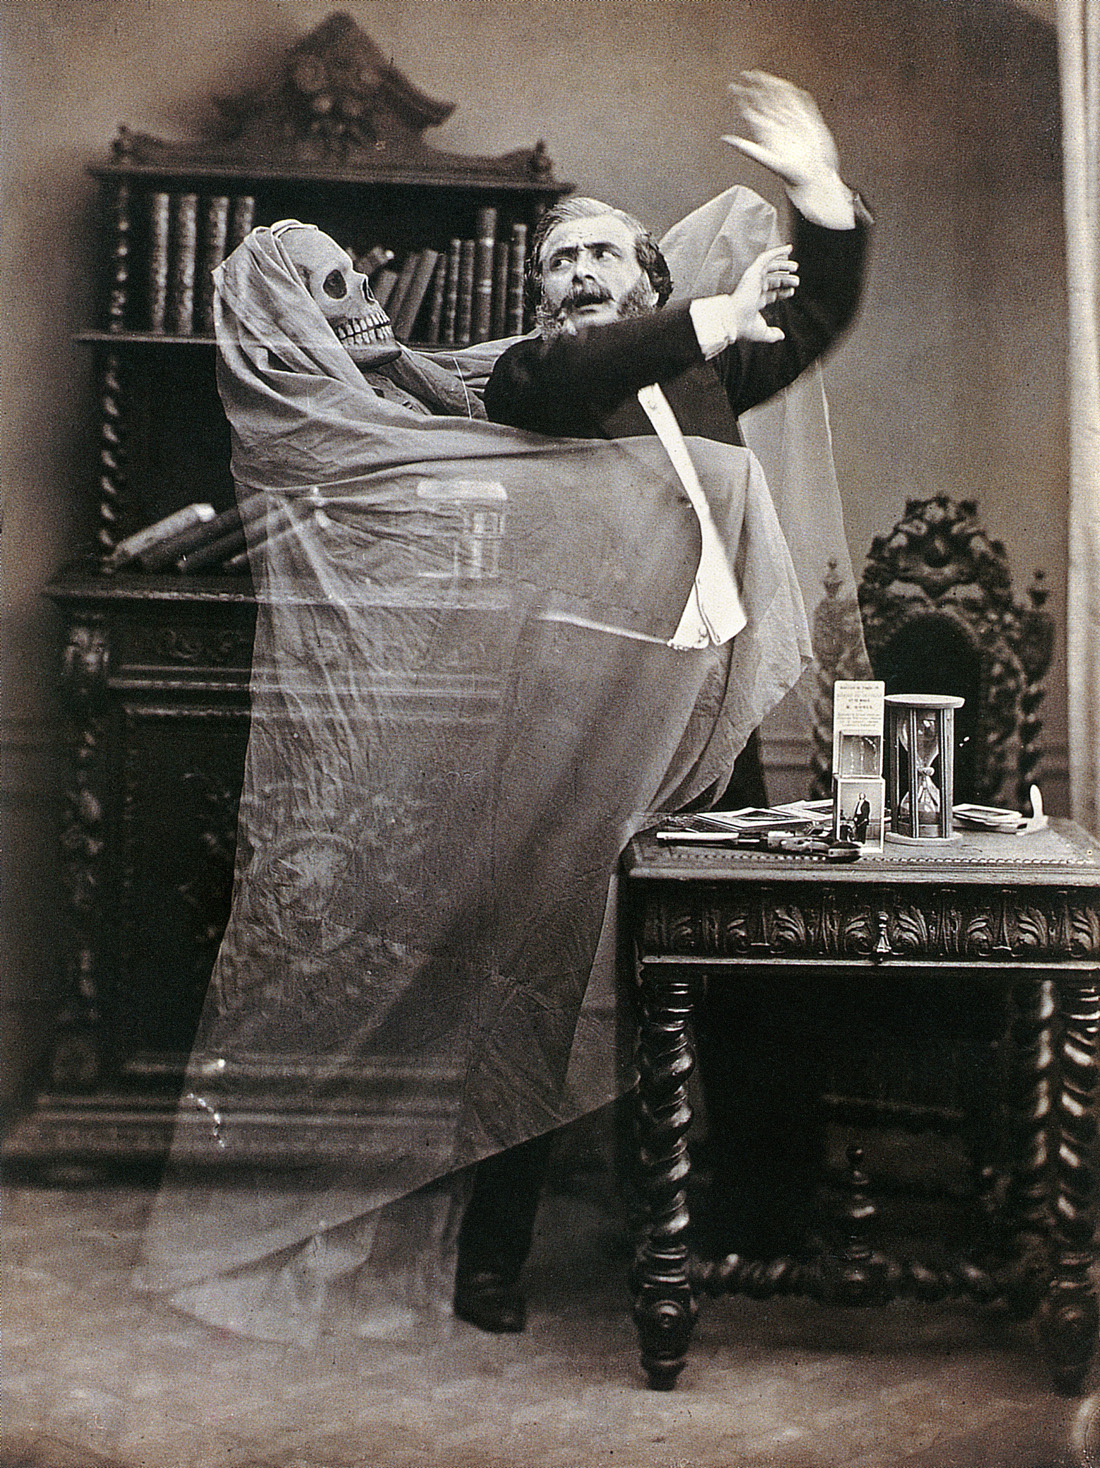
[712,70,871,412]
[484,304,704,435]
[485,244,801,435]
[714,207,869,415]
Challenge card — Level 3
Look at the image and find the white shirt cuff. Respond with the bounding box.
[786,176,858,230]
[689,296,740,360]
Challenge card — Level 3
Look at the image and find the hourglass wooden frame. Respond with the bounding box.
[885,693,965,843]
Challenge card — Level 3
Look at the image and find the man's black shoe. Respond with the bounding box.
[453,1270,527,1333]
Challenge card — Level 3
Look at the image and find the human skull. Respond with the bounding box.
[274,222,399,366]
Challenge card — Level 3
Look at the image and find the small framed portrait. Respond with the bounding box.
[834,777,885,854]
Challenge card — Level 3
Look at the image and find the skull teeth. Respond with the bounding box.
[335,319,396,346]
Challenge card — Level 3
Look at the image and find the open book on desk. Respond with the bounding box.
[692,804,826,833]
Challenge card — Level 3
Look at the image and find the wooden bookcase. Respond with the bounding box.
[6,14,571,1172]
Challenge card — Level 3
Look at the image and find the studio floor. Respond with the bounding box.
[5,1140,1100,1468]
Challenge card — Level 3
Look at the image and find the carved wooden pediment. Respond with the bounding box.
[106,11,556,184]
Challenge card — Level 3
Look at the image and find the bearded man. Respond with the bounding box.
[486,72,870,447]
[454,72,873,1335]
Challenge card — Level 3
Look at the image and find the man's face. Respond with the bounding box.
[537,213,658,334]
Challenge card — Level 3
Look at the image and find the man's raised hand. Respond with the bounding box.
[723,71,839,189]
[723,72,856,229]
[727,243,798,344]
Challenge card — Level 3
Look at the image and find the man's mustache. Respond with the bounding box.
[557,286,613,316]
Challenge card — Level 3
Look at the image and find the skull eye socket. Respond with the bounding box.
[322,269,348,300]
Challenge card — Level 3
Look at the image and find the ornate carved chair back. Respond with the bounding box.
[856,494,1053,810]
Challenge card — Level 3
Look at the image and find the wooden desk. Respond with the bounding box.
[622,820,1100,1391]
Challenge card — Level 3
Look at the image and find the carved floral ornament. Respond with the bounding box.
[856,494,1054,806]
[278,12,454,150]
[62,620,109,694]
[859,495,1051,679]
[152,626,253,668]
[648,885,1100,961]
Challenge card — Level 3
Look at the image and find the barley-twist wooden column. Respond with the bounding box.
[96,179,132,560]
[53,617,111,1089]
[1039,974,1100,1392]
[1015,570,1054,810]
[1003,974,1057,1319]
[632,966,697,1389]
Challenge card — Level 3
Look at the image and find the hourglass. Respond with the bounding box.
[885,694,964,842]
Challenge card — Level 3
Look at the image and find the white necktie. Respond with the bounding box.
[636,383,747,650]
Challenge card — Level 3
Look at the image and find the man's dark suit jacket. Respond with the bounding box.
[485,207,868,811]
[484,210,868,446]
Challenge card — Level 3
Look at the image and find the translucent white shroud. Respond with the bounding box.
[135,188,858,1344]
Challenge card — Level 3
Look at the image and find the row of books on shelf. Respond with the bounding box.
[362,208,529,344]
[137,195,528,344]
[144,192,256,336]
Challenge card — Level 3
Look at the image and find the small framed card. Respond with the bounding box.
[832,680,885,777]
[834,776,886,854]
[832,680,885,848]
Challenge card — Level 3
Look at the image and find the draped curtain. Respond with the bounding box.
[1057,0,1100,834]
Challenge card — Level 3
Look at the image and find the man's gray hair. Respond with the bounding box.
[527,196,673,310]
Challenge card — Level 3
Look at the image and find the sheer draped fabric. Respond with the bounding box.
[136,189,849,1340]
[662,187,870,690]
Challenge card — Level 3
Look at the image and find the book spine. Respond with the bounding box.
[455,238,476,348]
[393,247,441,341]
[223,519,297,574]
[138,515,234,570]
[424,253,448,345]
[372,267,399,309]
[441,238,462,344]
[359,245,395,276]
[197,195,230,335]
[176,524,248,574]
[222,546,254,573]
[168,192,199,335]
[227,194,256,251]
[138,493,259,570]
[147,191,171,333]
[104,503,215,571]
[386,251,422,330]
[472,207,497,344]
[506,222,528,336]
[491,230,511,339]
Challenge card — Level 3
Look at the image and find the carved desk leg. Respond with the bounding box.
[1039,971,1100,1393]
[1003,974,1057,1320]
[632,963,697,1390]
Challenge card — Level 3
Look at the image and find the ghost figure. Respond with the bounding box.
[272,220,400,366]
